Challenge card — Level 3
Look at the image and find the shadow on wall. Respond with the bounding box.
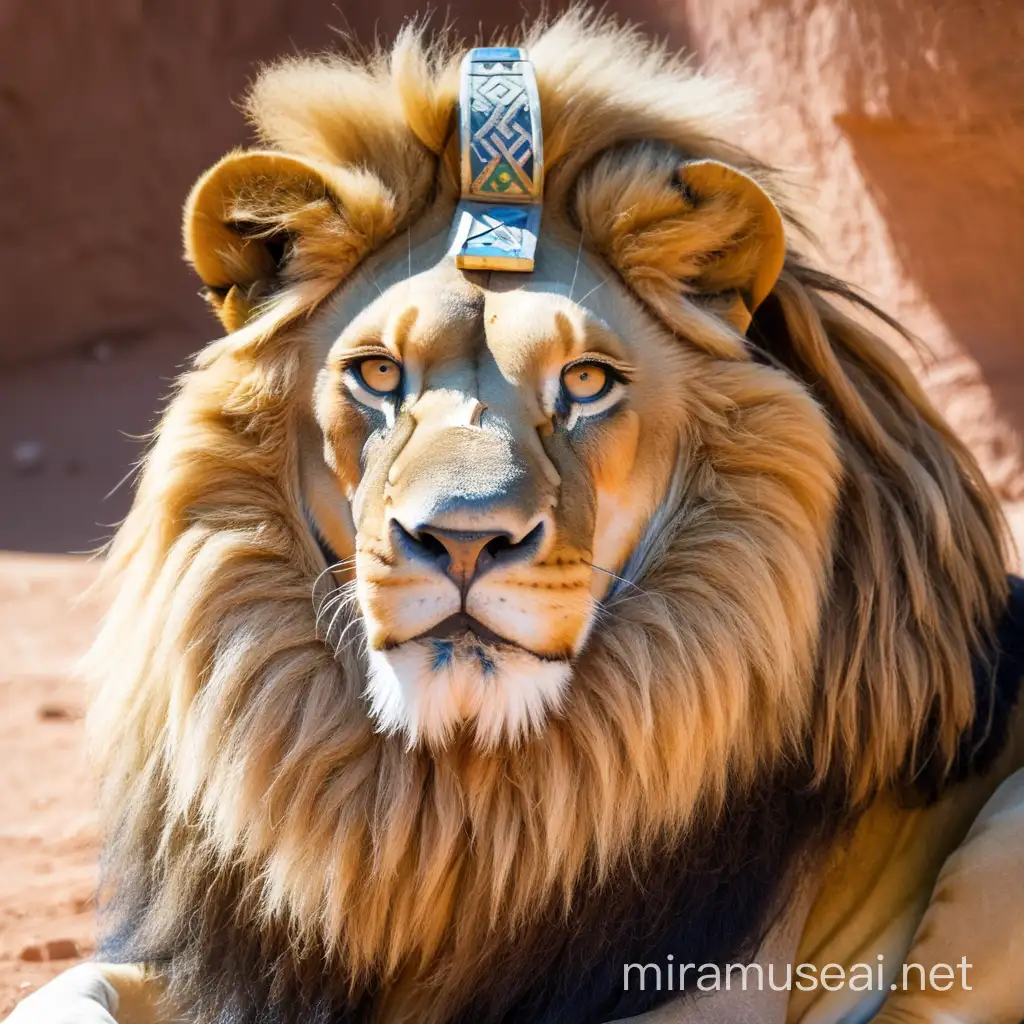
[0,0,681,554]
[840,119,1024,485]
[834,0,1024,494]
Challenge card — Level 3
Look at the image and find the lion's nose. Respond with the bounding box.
[417,528,502,586]
[392,520,545,593]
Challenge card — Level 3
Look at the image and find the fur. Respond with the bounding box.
[87,12,1014,1024]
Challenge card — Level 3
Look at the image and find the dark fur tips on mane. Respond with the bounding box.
[907,573,1024,803]
[96,574,1024,1024]
[98,757,848,1024]
[450,771,849,1024]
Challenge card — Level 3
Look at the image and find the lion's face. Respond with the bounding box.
[308,233,687,746]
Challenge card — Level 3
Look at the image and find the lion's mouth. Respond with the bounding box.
[363,603,577,746]
[414,612,518,649]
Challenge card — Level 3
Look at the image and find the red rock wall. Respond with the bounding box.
[0,1,350,367]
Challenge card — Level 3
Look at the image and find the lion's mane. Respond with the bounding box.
[87,13,1013,1024]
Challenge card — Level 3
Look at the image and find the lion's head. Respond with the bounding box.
[88,14,1011,1024]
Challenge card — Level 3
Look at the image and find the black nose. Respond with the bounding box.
[392,521,544,592]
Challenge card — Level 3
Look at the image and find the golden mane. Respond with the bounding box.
[86,12,1009,1023]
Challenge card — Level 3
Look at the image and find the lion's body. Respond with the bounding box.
[797,757,1024,1023]
[606,746,1024,1024]
[7,13,1024,1024]
[796,742,1024,1023]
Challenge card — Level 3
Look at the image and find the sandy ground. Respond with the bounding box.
[0,555,101,1016]
[1,513,1022,1015]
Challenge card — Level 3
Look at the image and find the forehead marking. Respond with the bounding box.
[387,305,420,349]
[553,311,576,360]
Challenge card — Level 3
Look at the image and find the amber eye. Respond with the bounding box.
[561,362,610,403]
[355,356,402,395]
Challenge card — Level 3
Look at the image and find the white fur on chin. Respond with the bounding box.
[366,640,572,749]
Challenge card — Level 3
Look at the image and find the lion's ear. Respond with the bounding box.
[184,150,399,332]
[673,160,785,325]
[576,151,786,336]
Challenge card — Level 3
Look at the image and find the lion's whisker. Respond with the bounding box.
[327,591,365,656]
[576,277,608,306]
[568,229,583,302]
[333,617,366,658]
[325,602,350,648]
[320,581,360,647]
[315,590,346,633]
[316,574,356,610]
[313,556,354,587]
[314,575,358,633]
[583,560,648,597]
[365,265,385,298]
[311,558,356,610]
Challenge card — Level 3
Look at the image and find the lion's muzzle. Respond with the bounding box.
[359,447,581,744]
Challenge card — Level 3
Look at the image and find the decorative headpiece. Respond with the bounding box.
[452,47,544,272]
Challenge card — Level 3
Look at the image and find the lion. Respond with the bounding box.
[8,13,1024,1024]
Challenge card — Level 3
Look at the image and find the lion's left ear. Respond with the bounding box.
[575,150,786,336]
[184,150,402,332]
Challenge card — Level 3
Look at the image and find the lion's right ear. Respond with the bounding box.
[184,150,401,332]
[574,146,786,354]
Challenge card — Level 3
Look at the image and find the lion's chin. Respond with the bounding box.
[365,640,571,749]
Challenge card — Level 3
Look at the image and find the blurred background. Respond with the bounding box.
[1,0,1023,552]
[0,0,1022,1008]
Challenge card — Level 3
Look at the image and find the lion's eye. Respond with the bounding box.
[355,357,402,396]
[561,362,610,403]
